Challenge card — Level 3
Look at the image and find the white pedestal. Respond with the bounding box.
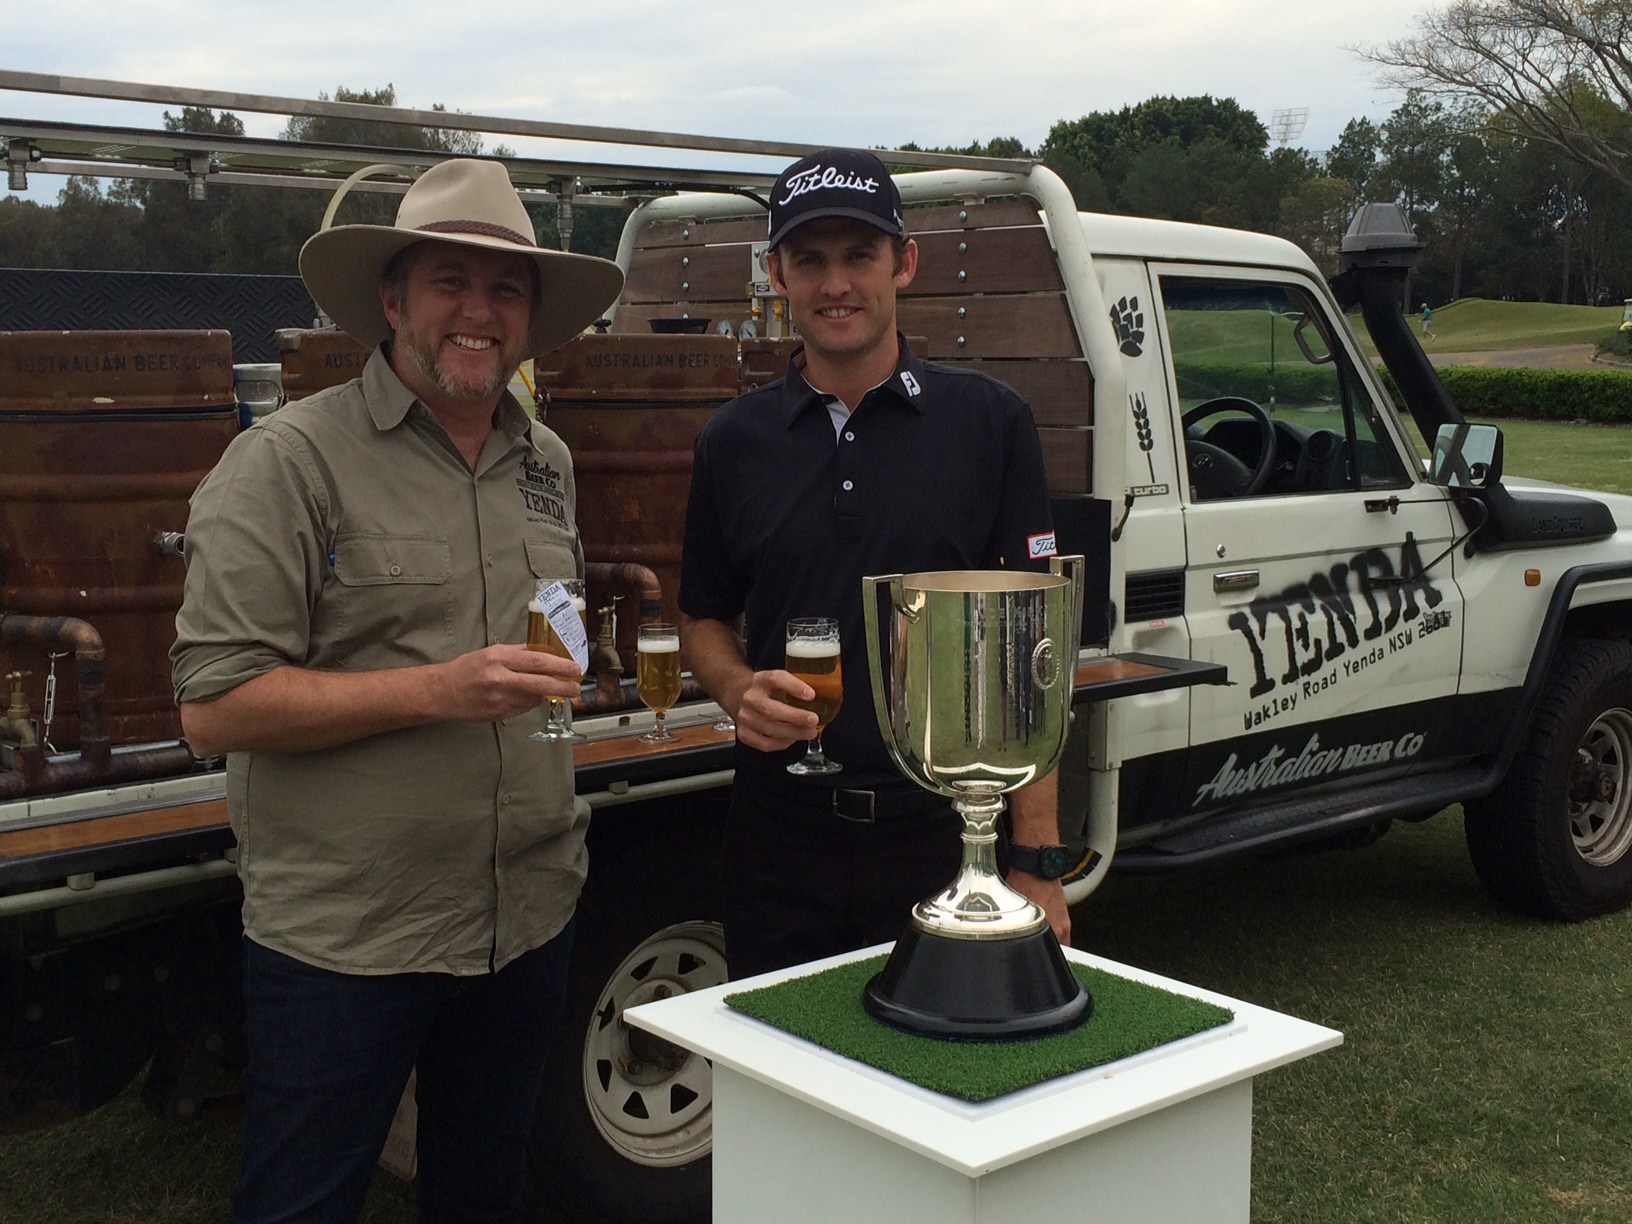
[625,945,1341,1224]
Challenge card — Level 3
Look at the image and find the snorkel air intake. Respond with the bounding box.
[1329,204,1464,444]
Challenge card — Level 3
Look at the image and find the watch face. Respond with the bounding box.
[1039,845,1070,879]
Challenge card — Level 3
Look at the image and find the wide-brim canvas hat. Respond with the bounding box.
[299,159,624,358]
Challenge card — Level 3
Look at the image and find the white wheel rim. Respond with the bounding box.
[581,921,725,1168]
[1570,708,1632,868]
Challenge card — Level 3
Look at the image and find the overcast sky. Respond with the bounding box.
[5,0,1433,205]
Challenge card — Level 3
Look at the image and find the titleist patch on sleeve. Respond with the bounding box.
[1027,532,1058,560]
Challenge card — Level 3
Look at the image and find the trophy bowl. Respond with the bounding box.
[860,558,1092,1040]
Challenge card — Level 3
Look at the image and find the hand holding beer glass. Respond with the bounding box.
[637,622,683,744]
[527,578,587,742]
[785,617,842,775]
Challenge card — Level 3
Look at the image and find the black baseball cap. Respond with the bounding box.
[767,148,905,250]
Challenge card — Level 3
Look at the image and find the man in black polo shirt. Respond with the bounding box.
[679,148,1070,979]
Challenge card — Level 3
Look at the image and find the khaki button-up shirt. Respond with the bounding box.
[172,348,586,975]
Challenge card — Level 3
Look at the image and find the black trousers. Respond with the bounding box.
[721,779,963,980]
[231,927,573,1224]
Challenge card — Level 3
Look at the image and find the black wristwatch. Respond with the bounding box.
[1007,842,1072,880]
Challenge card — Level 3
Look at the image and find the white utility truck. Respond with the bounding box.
[1,76,1629,1223]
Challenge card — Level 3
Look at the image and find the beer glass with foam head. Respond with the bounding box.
[528,578,586,743]
[637,622,683,743]
[785,617,842,776]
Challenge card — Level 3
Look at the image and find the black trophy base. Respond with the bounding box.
[862,922,1092,1041]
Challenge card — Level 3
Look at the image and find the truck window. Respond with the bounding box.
[1160,276,1407,497]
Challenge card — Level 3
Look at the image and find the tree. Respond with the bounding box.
[1040,96,1304,230]
[1043,96,1269,209]
[1365,0,1632,198]
[1326,117,1382,199]
[1278,176,1360,272]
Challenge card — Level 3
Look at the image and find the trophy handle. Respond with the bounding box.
[862,572,915,779]
[1051,554,1086,661]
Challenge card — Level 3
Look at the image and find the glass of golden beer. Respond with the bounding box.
[785,617,842,775]
[528,578,587,743]
[637,622,683,744]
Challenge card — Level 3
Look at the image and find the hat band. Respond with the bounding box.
[415,219,534,248]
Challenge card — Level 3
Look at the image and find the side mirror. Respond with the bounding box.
[1429,423,1503,489]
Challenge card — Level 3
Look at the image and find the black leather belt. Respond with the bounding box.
[829,787,948,824]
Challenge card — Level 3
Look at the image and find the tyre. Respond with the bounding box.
[1465,637,1632,920]
[528,803,726,1224]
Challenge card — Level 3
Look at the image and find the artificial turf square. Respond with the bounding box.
[725,955,1234,1103]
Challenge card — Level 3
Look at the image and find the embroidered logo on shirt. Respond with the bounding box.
[900,371,921,397]
[516,453,567,527]
[1027,531,1058,560]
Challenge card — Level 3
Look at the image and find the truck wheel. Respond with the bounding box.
[528,822,725,1224]
[1465,638,1632,920]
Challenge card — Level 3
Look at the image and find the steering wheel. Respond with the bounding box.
[1181,396,1277,499]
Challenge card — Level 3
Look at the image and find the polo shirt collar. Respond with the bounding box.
[777,333,928,428]
[361,343,531,440]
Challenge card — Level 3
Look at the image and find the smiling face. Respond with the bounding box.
[380,240,537,414]
[768,219,917,373]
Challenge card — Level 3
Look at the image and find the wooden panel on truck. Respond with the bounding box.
[1038,426,1093,495]
[616,196,1094,492]
[940,359,1093,428]
[540,335,739,667]
[896,294,1080,360]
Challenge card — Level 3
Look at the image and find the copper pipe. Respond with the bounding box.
[0,614,110,771]
[583,561,664,624]
[571,675,711,717]
[0,742,196,801]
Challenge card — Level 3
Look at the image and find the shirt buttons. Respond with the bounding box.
[844,431,855,442]
[842,480,854,491]
[388,564,401,577]
[501,793,512,806]
[485,553,495,567]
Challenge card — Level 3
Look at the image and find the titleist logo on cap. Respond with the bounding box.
[777,165,881,206]
[767,147,905,249]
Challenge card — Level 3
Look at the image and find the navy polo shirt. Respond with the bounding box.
[679,336,1054,790]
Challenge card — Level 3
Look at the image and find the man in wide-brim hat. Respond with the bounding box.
[172,158,623,1223]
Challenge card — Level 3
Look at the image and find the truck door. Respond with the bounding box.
[1151,266,1467,820]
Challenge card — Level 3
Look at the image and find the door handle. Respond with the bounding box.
[1214,569,1260,594]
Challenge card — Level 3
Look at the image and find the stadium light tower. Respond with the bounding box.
[1270,107,1309,148]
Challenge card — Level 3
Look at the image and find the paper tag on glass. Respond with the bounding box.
[534,580,589,674]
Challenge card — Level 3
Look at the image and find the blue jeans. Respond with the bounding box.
[231,924,574,1224]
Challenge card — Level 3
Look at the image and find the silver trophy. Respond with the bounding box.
[860,559,1091,1039]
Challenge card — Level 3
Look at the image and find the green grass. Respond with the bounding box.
[0,1090,415,1223]
[1360,299,1625,356]
[1402,415,1632,496]
[1079,812,1632,1223]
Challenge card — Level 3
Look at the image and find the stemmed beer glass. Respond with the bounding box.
[785,617,842,775]
[528,578,587,742]
[637,622,683,743]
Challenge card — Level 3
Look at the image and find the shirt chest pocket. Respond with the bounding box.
[525,538,577,584]
[330,533,455,663]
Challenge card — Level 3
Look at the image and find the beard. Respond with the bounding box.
[397,328,515,404]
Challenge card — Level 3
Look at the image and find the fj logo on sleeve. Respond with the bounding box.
[900,371,921,397]
[1027,532,1058,559]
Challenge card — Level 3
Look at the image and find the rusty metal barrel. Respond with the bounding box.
[278,328,372,401]
[536,335,739,668]
[0,330,239,746]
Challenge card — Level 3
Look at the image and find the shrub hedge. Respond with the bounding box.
[1401,365,1632,423]
[1179,361,1632,424]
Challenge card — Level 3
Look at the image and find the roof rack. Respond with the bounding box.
[0,69,1034,204]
